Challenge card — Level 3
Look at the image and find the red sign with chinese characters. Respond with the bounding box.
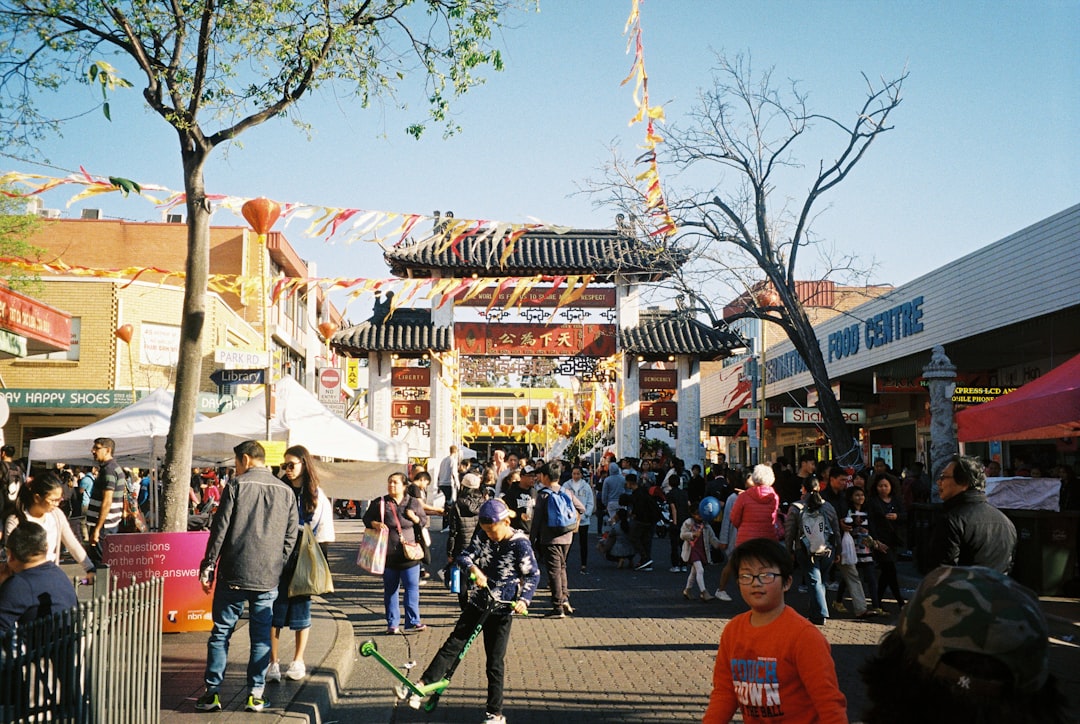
[454,323,616,357]
[641,401,677,422]
[639,369,677,390]
[391,399,430,420]
[456,286,616,308]
[392,367,431,387]
[0,285,71,352]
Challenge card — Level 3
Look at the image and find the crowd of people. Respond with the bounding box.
[0,438,1072,722]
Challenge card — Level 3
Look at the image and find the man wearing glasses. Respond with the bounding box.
[87,438,126,566]
[928,455,1017,573]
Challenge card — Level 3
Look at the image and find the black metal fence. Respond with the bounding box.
[0,573,163,723]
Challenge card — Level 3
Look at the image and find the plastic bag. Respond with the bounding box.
[840,531,858,566]
[357,525,388,575]
[289,524,334,597]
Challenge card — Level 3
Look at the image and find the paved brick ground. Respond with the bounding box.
[327,521,904,723]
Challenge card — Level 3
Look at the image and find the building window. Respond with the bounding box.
[24,317,80,361]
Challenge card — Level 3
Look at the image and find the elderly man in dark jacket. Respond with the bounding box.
[196,440,298,713]
[928,455,1016,573]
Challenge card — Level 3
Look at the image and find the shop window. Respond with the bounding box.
[24,317,81,361]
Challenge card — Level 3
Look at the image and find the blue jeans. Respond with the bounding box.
[796,550,832,622]
[383,564,422,629]
[205,586,278,693]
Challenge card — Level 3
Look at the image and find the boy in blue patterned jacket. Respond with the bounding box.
[412,498,539,724]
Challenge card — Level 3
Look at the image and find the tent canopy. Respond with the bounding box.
[191,377,408,500]
[28,388,204,467]
[956,352,1080,442]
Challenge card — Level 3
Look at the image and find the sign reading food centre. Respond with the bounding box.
[783,407,866,425]
[105,530,212,632]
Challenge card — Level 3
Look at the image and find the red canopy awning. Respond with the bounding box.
[956,352,1080,441]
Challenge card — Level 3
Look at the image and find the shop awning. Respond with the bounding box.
[956,352,1080,441]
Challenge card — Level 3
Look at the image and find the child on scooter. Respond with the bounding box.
[409,498,539,724]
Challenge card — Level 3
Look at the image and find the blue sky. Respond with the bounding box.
[8,0,1079,320]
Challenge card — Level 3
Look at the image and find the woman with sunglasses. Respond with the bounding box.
[266,445,335,683]
[3,469,95,582]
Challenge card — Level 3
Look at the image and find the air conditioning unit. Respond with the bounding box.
[39,208,61,219]
[81,208,102,220]
[25,197,43,215]
[166,214,184,224]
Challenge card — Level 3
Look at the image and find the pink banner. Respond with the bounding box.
[105,530,213,633]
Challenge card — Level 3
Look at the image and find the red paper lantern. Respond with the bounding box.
[318,321,339,340]
[115,324,133,343]
[485,406,499,419]
[461,405,474,419]
[517,404,529,418]
[241,197,281,236]
[755,286,780,309]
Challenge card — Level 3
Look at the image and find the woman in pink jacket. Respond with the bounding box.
[729,464,781,546]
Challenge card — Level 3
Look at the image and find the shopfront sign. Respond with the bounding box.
[783,407,866,425]
[456,285,616,308]
[140,322,181,366]
[1,388,139,409]
[951,386,1017,404]
[0,285,71,354]
[455,323,615,357]
[768,295,927,384]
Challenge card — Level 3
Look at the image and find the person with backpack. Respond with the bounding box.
[784,476,841,626]
[530,460,585,619]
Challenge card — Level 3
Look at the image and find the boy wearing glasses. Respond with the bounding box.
[704,538,847,723]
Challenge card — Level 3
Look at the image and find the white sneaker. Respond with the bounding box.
[285,661,306,680]
[717,590,733,602]
[265,661,281,683]
[669,566,681,572]
[483,713,507,724]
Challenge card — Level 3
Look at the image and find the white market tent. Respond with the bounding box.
[190,376,408,500]
[28,388,202,468]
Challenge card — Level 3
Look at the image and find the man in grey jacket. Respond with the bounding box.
[196,440,298,713]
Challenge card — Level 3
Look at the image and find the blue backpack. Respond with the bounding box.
[546,488,580,535]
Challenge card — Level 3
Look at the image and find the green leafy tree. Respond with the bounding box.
[0,190,43,291]
[0,0,516,531]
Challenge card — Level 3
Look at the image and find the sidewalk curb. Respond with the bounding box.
[282,596,356,723]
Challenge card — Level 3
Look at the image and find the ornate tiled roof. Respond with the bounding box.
[384,228,686,281]
[330,308,452,355]
[619,311,745,360]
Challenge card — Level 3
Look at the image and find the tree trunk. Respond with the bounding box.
[160,146,211,532]
[780,286,864,470]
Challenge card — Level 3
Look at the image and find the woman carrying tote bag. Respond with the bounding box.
[362,471,429,634]
[266,445,335,683]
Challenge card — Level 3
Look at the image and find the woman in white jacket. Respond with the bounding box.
[267,445,335,683]
[4,469,96,581]
[563,465,595,573]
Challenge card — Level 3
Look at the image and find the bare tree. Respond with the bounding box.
[0,0,515,530]
[592,53,905,468]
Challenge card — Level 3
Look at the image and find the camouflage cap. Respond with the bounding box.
[899,565,1049,694]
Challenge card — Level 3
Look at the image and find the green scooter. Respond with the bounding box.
[359,586,518,712]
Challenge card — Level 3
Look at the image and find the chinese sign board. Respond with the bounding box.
[455,286,616,308]
[639,369,677,390]
[392,367,431,387]
[392,400,430,420]
[641,401,677,422]
[454,323,616,357]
